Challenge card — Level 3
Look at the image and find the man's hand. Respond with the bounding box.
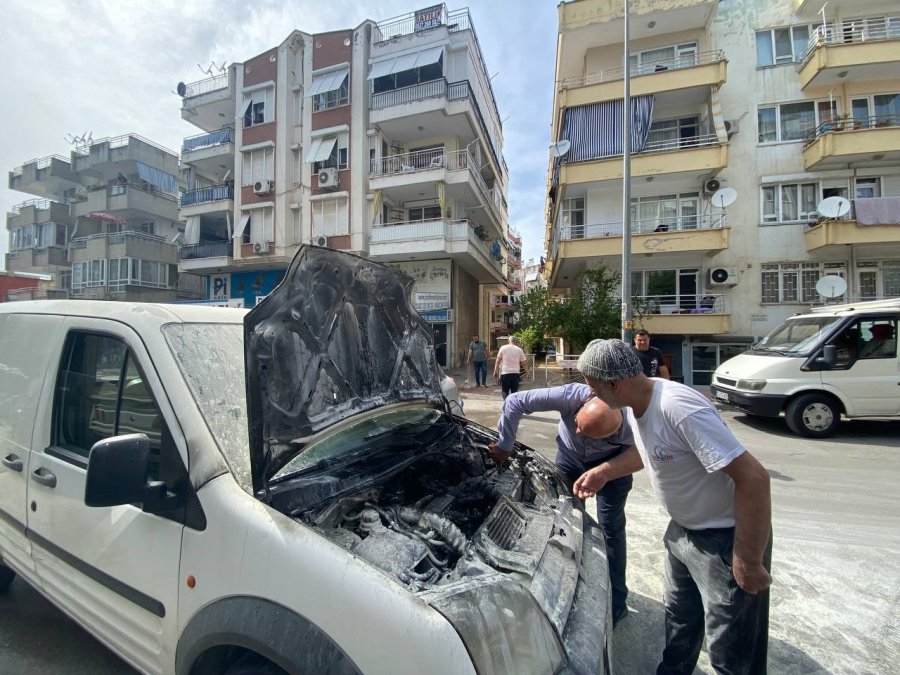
[573,465,610,499]
[488,442,511,464]
[732,557,772,595]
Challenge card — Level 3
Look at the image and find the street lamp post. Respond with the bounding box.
[621,0,633,344]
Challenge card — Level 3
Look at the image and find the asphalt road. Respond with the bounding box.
[2,383,898,674]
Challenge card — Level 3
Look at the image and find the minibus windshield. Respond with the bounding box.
[752,316,843,355]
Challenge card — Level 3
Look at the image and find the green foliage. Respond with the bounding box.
[514,326,542,354]
[514,286,553,338]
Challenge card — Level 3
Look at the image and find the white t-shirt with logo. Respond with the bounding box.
[625,379,745,529]
[496,344,526,375]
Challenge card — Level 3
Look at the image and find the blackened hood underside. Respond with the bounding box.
[245,246,443,489]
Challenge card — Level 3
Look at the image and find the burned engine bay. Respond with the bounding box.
[267,415,585,594]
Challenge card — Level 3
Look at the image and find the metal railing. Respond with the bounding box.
[800,19,900,65]
[181,72,230,98]
[561,213,726,240]
[178,241,232,260]
[371,147,467,176]
[180,184,234,207]
[182,127,234,153]
[10,154,69,177]
[642,132,721,153]
[70,230,169,249]
[10,197,60,214]
[634,293,728,315]
[70,133,178,159]
[804,114,900,147]
[560,50,725,89]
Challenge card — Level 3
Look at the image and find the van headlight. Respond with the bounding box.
[427,577,565,675]
[736,379,767,391]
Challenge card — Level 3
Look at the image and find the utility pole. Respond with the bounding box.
[621,0,633,344]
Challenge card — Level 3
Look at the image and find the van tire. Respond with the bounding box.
[0,564,15,594]
[786,394,840,438]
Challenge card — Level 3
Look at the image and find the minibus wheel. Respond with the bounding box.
[785,393,840,438]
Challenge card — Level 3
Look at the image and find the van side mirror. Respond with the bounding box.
[85,434,177,512]
[821,344,837,367]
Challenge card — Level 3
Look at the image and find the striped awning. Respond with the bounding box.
[560,95,655,162]
[367,47,443,79]
[307,68,349,97]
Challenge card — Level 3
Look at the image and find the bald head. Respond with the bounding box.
[575,397,621,440]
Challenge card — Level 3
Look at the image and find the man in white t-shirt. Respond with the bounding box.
[573,338,772,675]
[493,335,528,399]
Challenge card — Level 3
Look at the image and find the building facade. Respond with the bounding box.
[6,135,202,302]
[177,4,512,368]
[546,0,900,385]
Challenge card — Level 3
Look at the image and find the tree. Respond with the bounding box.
[514,286,553,338]
[550,265,622,352]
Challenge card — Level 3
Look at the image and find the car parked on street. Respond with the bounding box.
[0,247,612,675]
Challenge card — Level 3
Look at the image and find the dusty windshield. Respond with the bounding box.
[753,316,843,355]
[163,323,251,491]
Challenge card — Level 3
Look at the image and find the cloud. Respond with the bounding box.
[1,0,557,270]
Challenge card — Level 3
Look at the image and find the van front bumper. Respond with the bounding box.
[709,386,785,417]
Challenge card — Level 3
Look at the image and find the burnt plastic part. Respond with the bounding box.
[245,246,443,493]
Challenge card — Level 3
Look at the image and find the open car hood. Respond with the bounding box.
[245,246,443,492]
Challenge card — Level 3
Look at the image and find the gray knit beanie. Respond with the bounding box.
[577,338,642,381]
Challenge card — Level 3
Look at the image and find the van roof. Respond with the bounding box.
[0,300,247,330]
[808,298,900,315]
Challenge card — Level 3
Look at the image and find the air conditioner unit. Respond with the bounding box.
[311,235,329,247]
[708,267,738,285]
[318,168,338,188]
[253,179,274,195]
[724,119,740,137]
[253,241,270,255]
[703,178,722,195]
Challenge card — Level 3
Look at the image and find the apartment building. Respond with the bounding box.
[177,4,511,368]
[6,135,203,302]
[546,0,900,385]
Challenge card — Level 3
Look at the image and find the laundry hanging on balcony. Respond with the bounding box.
[560,95,655,162]
[136,161,178,195]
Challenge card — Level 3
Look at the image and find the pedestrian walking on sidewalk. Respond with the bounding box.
[467,333,489,387]
[488,384,634,626]
[493,336,527,399]
[574,338,772,675]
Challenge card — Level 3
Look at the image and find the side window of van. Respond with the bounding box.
[53,332,165,480]
[858,320,897,360]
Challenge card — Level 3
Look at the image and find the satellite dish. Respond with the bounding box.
[176,81,187,97]
[550,139,571,158]
[815,275,847,299]
[710,187,737,208]
[817,196,851,219]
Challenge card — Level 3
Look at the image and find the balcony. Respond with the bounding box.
[181,128,235,178]
[180,70,236,133]
[805,197,900,253]
[802,116,900,170]
[6,245,70,273]
[560,134,728,185]
[370,78,501,175]
[71,184,178,221]
[8,154,80,197]
[370,147,507,235]
[7,198,73,229]
[69,231,178,266]
[368,218,505,283]
[635,293,731,335]
[798,21,900,90]
[179,183,235,219]
[71,134,179,176]
[560,51,727,106]
[178,241,234,273]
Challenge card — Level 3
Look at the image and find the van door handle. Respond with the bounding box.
[31,467,57,489]
[3,454,24,472]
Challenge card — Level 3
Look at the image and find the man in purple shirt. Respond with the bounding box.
[488,382,635,625]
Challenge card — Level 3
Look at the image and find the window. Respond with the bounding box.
[631,193,700,232]
[372,52,443,94]
[312,136,348,173]
[851,93,900,126]
[11,224,35,250]
[242,87,274,127]
[855,177,881,199]
[407,205,442,221]
[691,344,746,386]
[72,259,107,292]
[760,261,845,303]
[311,198,349,237]
[857,259,900,300]
[756,25,810,66]
[108,258,130,293]
[243,207,274,245]
[241,147,274,186]
[647,116,700,147]
[629,42,698,74]
[760,183,819,223]
[314,76,349,112]
[757,100,834,142]
[562,197,585,237]
[631,268,699,309]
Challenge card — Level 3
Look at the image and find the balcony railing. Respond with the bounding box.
[10,154,69,177]
[642,132,720,153]
[371,218,503,272]
[634,293,728,315]
[181,72,229,98]
[560,50,725,89]
[10,197,60,214]
[799,20,900,66]
[182,127,234,153]
[70,133,178,159]
[561,214,726,240]
[70,230,169,249]
[178,241,232,260]
[804,115,900,147]
[180,184,234,207]
[372,147,467,175]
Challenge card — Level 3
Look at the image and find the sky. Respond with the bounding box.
[0,0,558,272]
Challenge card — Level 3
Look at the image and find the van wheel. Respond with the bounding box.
[0,564,15,594]
[785,394,840,438]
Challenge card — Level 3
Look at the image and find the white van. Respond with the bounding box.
[710,298,899,437]
[0,247,611,675]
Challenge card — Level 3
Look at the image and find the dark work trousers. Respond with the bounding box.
[499,372,521,399]
[557,454,633,616]
[472,361,487,387]
[657,521,772,675]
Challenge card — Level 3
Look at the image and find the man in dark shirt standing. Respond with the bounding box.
[633,329,670,379]
[467,334,489,388]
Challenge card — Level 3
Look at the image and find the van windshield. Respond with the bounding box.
[753,316,843,355]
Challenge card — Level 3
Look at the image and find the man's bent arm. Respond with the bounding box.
[495,386,581,451]
[721,451,772,594]
[573,445,643,499]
